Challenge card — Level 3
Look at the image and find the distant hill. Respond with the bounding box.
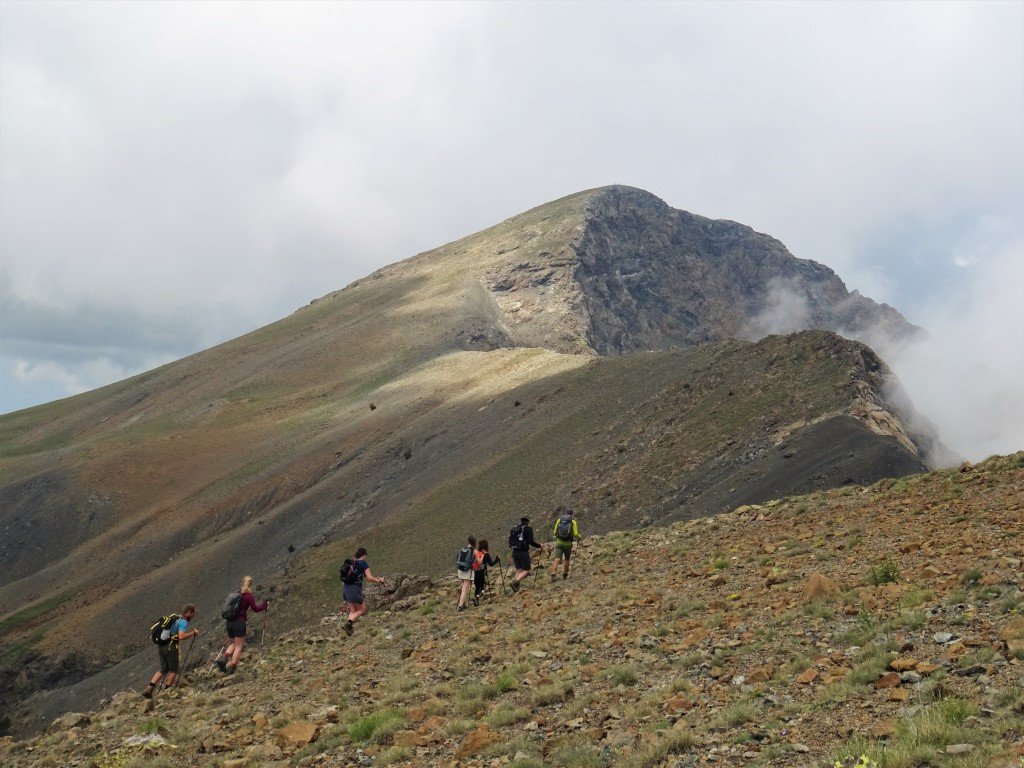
[0,186,946,730]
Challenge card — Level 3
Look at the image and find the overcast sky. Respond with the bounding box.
[1,1,1022,459]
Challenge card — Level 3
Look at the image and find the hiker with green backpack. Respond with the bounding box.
[142,604,199,698]
[215,576,269,674]
[549,506,581,582]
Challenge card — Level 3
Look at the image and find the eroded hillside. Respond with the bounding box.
[0,186,946,727]
[2,454,1021,767]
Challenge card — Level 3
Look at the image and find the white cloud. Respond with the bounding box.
[1,1,1021,457]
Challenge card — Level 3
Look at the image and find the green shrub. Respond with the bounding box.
[347,708,405,743]
[868,559,899,586]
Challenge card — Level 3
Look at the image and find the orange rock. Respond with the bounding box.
[664,696,694,714]
[889,657,919,672]
[795,668,819,685]
[873,672,901,689]
[276,721,319,750]
[679,628,708,649]
[888,688,910,702]
[456,724,503,758]
[916,662,940,675]
[748,665,774,683]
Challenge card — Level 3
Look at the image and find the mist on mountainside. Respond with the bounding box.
[747,241,1024,462]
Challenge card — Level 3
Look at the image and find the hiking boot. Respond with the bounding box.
[456,604,466,612]
[472,595,480,606]
[550,574,557,583]
[214,657,227,673]
[141,684,154,699]
[342,621,354,636]
[562,573,568,580]
[511,580,520,593]
[225,665,236,676]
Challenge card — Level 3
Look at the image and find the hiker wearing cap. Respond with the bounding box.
[455,536,477,612]
[508,516,543,593]
[215,576,269,675]
[341,547,386,635]
[473,539,500,605]
[550,507,581,582]
[143,604,199,698]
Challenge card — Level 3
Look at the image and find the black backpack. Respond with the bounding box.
[556,515,574,541]
[508,523,526,550]
[455,546,475,572]
[340,559,361,585]
[150,614,179,646]
[221,591,244,621]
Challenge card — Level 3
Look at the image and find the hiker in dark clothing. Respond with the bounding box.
[143,604,199,697]
[473,539,500,605]
[510,516,543,592]
[342,547,386,636]
[216,575,269,674]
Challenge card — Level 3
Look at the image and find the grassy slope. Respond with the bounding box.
[3,454,1020,767]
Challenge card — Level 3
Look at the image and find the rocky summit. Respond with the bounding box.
[0,187,951,732]
[1,454,1021,767]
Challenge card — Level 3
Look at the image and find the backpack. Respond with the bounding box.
[340,559,361,585]
[556,515,574,541]
[455,546,475,572]
[221,591,244,621]
[508,523,526,550]
[150,614,179,646]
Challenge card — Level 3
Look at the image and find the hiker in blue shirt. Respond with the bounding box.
[143,604,199,698]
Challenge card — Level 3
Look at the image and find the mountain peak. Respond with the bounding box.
[451,187,919,356]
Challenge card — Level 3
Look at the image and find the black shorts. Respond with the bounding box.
[512,549,532,572]
[158,644,179,674]
[554,544,573,560]
[343,583,364,606]
[225,618,247,639]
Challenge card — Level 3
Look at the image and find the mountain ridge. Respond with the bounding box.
[0,186,946,732]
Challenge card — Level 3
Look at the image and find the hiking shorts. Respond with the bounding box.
[512,549,532,572]
[456,568,474,581]
[554,543,573,560]
[158,644,180,674]
[343,583,364,606]
[225,618,247,639]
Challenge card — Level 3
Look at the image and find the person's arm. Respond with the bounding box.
[528,527,542,550]
[364,567,386,585]
[485,553,498,567]
[572,519,581,544]
[245,592,270,613]
[175,618,200,641]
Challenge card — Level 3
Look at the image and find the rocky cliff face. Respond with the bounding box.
[482,186,917,356]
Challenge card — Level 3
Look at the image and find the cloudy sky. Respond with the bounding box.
[1,1,1022,459]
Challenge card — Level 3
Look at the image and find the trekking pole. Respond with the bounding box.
[497,560,507,595]
[172,637,195,690]
[260,608,270,655]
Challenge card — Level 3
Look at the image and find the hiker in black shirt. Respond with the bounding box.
[509,516,543,593]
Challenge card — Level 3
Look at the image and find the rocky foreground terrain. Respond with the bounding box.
[4,453,1021,768]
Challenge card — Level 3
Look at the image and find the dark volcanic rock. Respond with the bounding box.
[484,185,919,355]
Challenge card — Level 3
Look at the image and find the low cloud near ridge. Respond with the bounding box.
[1,2,1021,461]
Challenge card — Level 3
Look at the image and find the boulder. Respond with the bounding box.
[276,721,320,750]
[456,724,503,758]
[49,712,91,732]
